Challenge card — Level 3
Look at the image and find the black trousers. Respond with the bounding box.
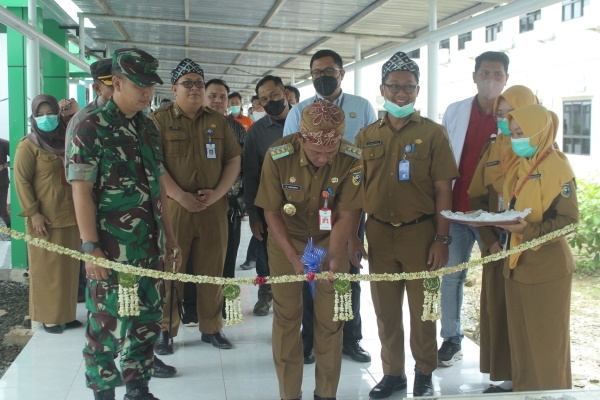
[183,213,242,315]
[302,214,365,347]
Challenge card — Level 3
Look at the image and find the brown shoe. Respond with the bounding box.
[253,284,272,316]
[77,295,86,303]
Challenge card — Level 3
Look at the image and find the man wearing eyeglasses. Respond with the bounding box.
[150,58,243,354]
[355,52,458,398]
[283,49,377,366]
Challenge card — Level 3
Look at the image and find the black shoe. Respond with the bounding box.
[413,368,434,397]
[201,331,233,349]
[369,374,407,399]
[154,331,173,355]
[483,385,512,393]
[124,377,159,400]
[303,347,315,364]
[43,324,63,334]
[94,388,115,400]
[181,313,198,327]
[239,260,256,270]
[65,320,83,329]
[152,356,176,378]
[342,342,371,363]
[437,341,462,367]
[314,395,335,400]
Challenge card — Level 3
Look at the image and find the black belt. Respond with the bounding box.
[369,213,435,228]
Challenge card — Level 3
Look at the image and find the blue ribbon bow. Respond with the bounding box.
[301,238,327,298]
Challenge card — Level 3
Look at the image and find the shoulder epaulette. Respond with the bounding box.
[340,143,362,159]
[270,143,295,160]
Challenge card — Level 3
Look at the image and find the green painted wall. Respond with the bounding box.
[42,18,68,100]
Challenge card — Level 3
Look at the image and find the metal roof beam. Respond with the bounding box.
[93,0,131,41]
[155,59,309,71]
[156,69,264,79]
[82,13,412,41]
[95,40,314,59]
[334,0,394,33]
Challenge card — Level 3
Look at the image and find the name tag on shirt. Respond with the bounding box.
[486,160,500,167]
[366,140,382,147]
[282,184,302,191]
[398,160,410,181]
[206,143,217,159]
[530,174,542,180]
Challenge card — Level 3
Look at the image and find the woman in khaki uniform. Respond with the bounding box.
[467,85,538,392]
[14,94,81,334]
[500,104,577,392]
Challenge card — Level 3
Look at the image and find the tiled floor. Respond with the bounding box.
[0,223,498,400]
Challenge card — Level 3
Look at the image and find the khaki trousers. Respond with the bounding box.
[366,217,438,376]
[479,260,511,381]
[505,273,572,392]
[27,225,80,324]
[268,234,349,400]
[161,197,228,336]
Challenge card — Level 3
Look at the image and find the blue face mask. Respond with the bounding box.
[497,118,510,136]
[34,115,59,132]
[229,106,241,114]
[383,99,414,119]
[511,137,538,158]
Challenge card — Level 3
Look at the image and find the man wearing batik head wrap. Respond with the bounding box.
[355,51,459,398]
[151,58,242,353]
[255,100,363,400]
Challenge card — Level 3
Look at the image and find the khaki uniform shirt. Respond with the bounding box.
[355,113,459,224]
[255,135,362,240]
[14,138,76,228]
[151,103,243,192]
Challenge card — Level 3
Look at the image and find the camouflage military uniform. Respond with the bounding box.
[68,97,165,392]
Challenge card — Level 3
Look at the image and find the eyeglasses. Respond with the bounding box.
[383,84,418,94]
[310,68,342,79]
[177,81,206,89]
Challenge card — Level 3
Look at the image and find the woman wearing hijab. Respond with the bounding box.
[467,85,538,393]
[14,94,81,334]
[499,104,577,392]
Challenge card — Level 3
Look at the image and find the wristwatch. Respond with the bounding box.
[80,241,102,254]
[434,234,453,246]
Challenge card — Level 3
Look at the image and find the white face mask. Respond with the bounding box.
[253,111,266,121]
[477,79,505,101]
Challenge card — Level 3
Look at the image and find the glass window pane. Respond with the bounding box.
[563,138,571,153]
[582,138,591,155]
[573,138,582,154]
[574,1,583,18]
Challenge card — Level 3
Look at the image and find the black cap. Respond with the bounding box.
[90,58,113,85]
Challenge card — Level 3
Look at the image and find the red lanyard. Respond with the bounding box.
[512,148,553,199]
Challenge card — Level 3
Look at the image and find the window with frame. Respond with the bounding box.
[562,0,590,21]
[407,49,421,59]
[458,32,472,50]
[519,10,541,33]
[486,22,503,43]
[439,39,450,50]
[563,100,592,155]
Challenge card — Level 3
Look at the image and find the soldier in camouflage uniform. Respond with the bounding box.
[68,48,182,400]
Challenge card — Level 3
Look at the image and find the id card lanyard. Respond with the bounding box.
[319,190,332,231]
[398,144,414,181]
[205,128,217,159]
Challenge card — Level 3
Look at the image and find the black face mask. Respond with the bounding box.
[313,76,339,97]
[264,97,287,117]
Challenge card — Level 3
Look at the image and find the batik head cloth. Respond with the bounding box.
[171,58,204,84]
[381,51,420,81]
[299,100,345,146]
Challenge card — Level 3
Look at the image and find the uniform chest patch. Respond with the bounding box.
[104,136,133,148]
[561,183,571,198]
[282,184,302,191]
[486,161,500,167]
[352,170,362,186]
[365,140,381,147]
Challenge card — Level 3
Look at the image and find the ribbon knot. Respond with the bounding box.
[301,238,327,298]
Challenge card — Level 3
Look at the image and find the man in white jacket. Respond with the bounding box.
[439,51,509,367]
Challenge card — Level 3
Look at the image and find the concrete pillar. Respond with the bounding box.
[354,38,361,97]
[78,13,85,61]
[26,0,39,110]
[291,70,295,86]
[427,0,439,122]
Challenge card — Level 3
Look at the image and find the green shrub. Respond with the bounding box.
[569,175,600,273]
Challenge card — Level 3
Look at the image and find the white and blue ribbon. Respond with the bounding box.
[301,238,327,298]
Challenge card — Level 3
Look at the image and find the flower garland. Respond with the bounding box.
[0,223,577,323]
[333,280,353,321]
[223,284,243,326]
[422,277,441,321]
